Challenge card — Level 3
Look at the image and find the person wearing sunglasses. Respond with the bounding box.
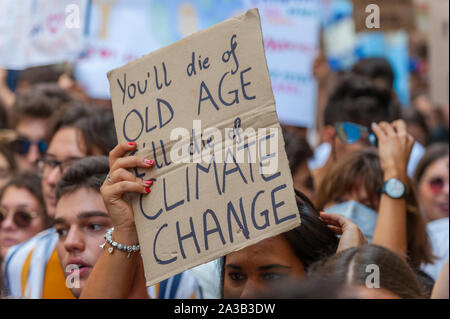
[3,103,117,299]
[10,84,75,172]
[414,143,449,223]
[311,75,402,188]
[414,143,449,281]
[0,172,51,258]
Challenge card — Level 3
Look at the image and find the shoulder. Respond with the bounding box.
[3,228,57,297]
[148,270,202,299]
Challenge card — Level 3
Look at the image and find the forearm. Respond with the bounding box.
[431,259,449,299]
[372,195,407,258]
[372,171,408,259]
[80,229,145,299]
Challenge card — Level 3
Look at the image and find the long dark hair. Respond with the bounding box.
[309,244,426,299]
[315,148,434,268]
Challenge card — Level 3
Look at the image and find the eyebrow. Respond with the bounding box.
[45,153,83,161]
[258,264,291,271]
[77,211,109,220]
[226,264,242,270]
[2,204,32,210]
[54,211,109,225]
[225,264,291,271]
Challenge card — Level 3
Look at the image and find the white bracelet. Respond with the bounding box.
[100,227,140,258]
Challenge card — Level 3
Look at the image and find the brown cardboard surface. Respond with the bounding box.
[107,8,300,287]
[429,0,449,106]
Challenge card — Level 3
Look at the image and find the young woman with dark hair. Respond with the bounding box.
[0,172,50,258]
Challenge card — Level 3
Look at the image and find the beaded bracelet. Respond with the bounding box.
[100,227,140,258]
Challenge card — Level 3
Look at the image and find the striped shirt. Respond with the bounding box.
[3,228,202,299]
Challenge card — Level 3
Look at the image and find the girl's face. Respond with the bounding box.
[223,235,305,299]
[0,186,46,258]
[417,156,449,222]
[325,180,379,212]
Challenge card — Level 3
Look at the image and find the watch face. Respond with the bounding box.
[385,179,405,199]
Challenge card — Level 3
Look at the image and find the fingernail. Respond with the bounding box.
[145,159,154,166]
[145,187,151,193]
[144,180,153,186]
[128,142,136,146]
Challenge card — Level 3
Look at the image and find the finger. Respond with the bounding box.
[407,134,415,148]
[392,119,408,135]
[327,225,343,235]
[109,141,137,168]
[371,122,386,140]
[321,211,358,232]
[110,155,154,173]
[378,121,396,137]
[102,181,151,200]
[110,168,148,185]
[320,211,345,227]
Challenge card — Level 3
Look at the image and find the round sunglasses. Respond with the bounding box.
[335,122,377,146]
[10,137,47,156]
[0,207,38,229]
[427,177,447,195]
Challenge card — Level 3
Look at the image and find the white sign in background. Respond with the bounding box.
[0,0,320,128]
[0,0,87,70]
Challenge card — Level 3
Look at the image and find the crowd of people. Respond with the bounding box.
[0,51,448,299]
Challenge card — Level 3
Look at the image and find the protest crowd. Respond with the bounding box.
[0,0,448,301]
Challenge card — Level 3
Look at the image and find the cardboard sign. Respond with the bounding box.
[107,9,300,286]
[352,0,415,33]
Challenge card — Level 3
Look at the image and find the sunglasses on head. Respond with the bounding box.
[10,137,47,156]
[0,207,38,229]
[335,122,378,146]
[428,177,446,195]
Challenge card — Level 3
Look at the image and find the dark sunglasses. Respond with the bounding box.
[10,137,47,155]
[0,207,38,229]
[428,177,446,194]
[335,122,377,146]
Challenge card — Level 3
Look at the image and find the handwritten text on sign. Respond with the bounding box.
[108,9,300,286]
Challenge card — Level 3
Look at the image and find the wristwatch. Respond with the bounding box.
[381,178,406,199]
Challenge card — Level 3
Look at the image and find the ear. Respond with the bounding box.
[322,125,335,144]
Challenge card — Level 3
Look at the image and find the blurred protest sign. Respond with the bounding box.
[108,9,300,286]
[429,0,449,106]
[245,0,321,128]
[75,0,243,99]
[76,0,320,128]
[0,0,87,69]
[322,0,410,106]
[352,0,415,33]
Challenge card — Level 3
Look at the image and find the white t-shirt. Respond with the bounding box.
[422,218,449,280]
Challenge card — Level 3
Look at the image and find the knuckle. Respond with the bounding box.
[118,182,127,192]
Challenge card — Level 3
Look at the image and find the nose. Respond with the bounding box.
[0,212,17,231]
[63,226,85,253]
[46,165,61,186]
[26,144,41,167]
[239,280,263,299]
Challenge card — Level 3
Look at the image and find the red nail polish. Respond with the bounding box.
[145,187,151,193]
[148,180,154,185]
[128,142,136,146]
[144,180,152,186]
[149,160,154,166]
